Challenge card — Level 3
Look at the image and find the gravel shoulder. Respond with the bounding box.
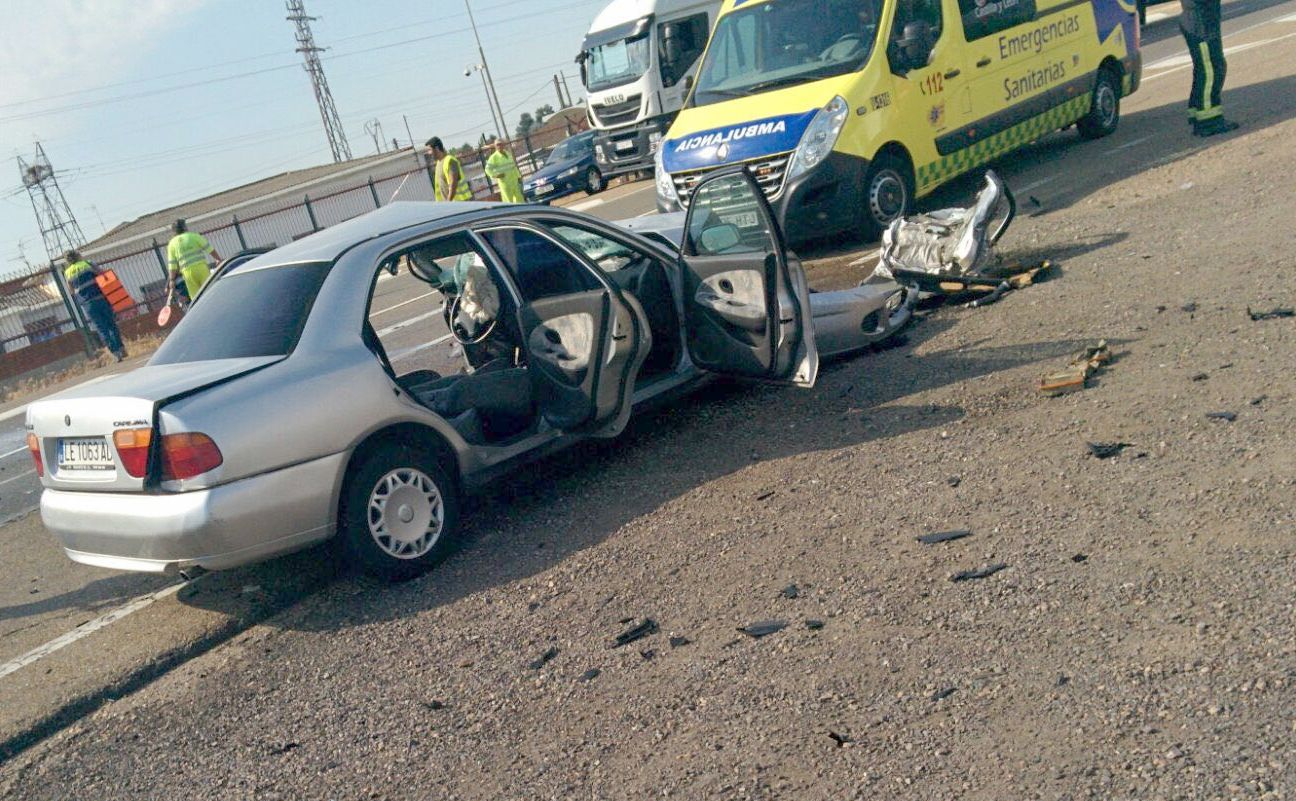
[3,34,1295,801]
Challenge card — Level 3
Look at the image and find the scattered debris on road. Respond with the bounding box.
[1206,411,1237,422]
[1190,372,1209,381]
[578,668,600,682]
[1039,340,1111,396]
[668,635,690,649]
[780,584,800,599]
[917,529,973,545]
[737,620,788,638]
[931,686,957,701]
[805,620,825,630]
[1071,554,1089,563]
[528,646,560,670]
[828,731,853,747]
[268,742,300,756]
[1087,441,1133,459]
[951,563,1008,582]
[421,700,446,711]
[611,619,658,648]
[1246,306,1294,321]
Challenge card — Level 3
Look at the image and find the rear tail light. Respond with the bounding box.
[160,432,222,481]
[26,433,43,477]
[112,428,153,478]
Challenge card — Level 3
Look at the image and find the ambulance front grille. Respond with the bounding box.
[671,152,792,208]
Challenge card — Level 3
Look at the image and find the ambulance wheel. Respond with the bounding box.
[1078,68,1121,140]
[860,154,914,242]
[585,167,605,194]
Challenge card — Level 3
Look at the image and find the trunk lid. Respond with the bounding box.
[27,356,282,492]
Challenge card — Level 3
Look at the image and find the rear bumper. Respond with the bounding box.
[41,452,347,573]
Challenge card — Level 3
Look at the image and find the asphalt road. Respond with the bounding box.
[2,0,1293,777]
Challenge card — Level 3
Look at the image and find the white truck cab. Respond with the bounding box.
[576,0,720,178]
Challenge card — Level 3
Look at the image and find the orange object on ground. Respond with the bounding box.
[94,269,134,313]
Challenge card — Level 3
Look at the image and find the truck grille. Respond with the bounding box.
[671,152,793,208]
[591,94,643,127]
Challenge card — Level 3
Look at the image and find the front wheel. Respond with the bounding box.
[1078,68,1121,140]
[585,167,604,194]
[860,154,914,242]
[337,443,459,582]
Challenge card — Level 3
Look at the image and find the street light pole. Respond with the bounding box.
[467,63,506,141]
[464,0,508,140]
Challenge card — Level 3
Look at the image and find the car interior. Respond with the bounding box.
[364,221,682,447]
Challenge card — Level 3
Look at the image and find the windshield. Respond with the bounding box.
[545,134,592,166]
[584,32,652,92]
[692,0,883,107]
[151,262,330,364]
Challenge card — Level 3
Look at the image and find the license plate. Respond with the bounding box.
[535,184,555,195]
[58,437,115,472]
[614,139,635,152]
[731,211,759,228]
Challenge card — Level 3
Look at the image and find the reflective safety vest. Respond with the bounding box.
[436,154,472,201]
[485,150,524,203]
[167,231,213,298]
[63,260,102,303]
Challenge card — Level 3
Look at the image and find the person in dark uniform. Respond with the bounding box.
[1180,0,1239,136]
[63,249,127,361]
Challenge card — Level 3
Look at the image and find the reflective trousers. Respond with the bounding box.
[82,295,125,356]
[1182,28,1227,122]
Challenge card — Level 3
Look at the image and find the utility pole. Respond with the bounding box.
[464,0,508,139]
[559,71,574,107]
[553,74,566,109]
[286,0,352,163]
[17,142,94,354]
[364,118,386,154]
[18,143,87,264]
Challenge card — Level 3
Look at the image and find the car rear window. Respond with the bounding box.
[151,261,331,365]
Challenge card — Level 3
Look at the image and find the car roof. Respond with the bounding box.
[238,201,508,270]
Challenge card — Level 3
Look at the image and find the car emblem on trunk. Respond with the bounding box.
[65,415,71,426]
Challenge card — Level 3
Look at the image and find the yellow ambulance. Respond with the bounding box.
[654,0,1141,241]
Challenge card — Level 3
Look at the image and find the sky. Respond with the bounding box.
[0,0,610,276]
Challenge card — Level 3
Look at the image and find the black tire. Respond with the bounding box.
[585,167,604,195]
[1078,68,1121,140]
[860,153,915,242]
[337,442,459,582]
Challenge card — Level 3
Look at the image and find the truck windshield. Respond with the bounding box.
[584,31,652,92]
[691,0,883,107]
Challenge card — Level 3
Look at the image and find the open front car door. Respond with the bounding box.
[680,169,818,388]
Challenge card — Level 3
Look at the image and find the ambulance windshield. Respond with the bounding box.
[692,0,883,106]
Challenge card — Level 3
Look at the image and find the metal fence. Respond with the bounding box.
[1,113,591,362]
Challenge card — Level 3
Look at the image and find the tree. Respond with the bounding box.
[534,104,555,127]
[515,112,535,137]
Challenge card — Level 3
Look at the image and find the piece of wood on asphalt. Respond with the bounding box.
[917,529,972,545]
[951,563,1008,582]
[737,620,788,638]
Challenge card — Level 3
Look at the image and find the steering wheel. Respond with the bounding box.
[445,293,498,346]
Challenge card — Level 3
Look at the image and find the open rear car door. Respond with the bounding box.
[519,288,649,439]
[679,169,818,387]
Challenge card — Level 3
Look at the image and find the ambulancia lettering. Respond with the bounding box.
[674,120,788,153]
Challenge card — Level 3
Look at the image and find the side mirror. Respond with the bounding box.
[683,74,694,93]
[697,223,742,254]
[898,20,935,69]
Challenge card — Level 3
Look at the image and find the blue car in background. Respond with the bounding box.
[522,131,605,203]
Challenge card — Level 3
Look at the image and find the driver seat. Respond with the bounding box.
[405,359,536,443]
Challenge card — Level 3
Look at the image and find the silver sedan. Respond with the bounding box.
[25,170,912,581]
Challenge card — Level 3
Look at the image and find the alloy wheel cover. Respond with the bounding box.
[367,468,445,560]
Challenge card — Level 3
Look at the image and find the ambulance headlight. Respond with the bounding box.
[654,148,679,205]
[788,95,849,180]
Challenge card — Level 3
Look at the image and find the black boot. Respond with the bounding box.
[1193,117,1239,137]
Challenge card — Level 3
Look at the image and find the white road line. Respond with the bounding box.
[0,469,35,487]
[372,291,437,318]
[0,582,185,682]
[392,333,454,362]
[1144,26,1296,76]
[0,445,28,459]
[1108,134,1156,152]
[568,197,606,212]
[376,308,440,337]
[1017,176,1055,193]
[1279,12,1296,23]
[0,373,120,424]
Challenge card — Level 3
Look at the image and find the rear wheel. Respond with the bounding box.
[338,442,459,581]
[1078,68,1121,140]
[860,153,914,242]
[585,167,605,194]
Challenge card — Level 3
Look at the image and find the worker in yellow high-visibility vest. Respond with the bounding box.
[165,219,220,306]
[425,137,472,201]
[485,139,524,203]
[63,249,127,361]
